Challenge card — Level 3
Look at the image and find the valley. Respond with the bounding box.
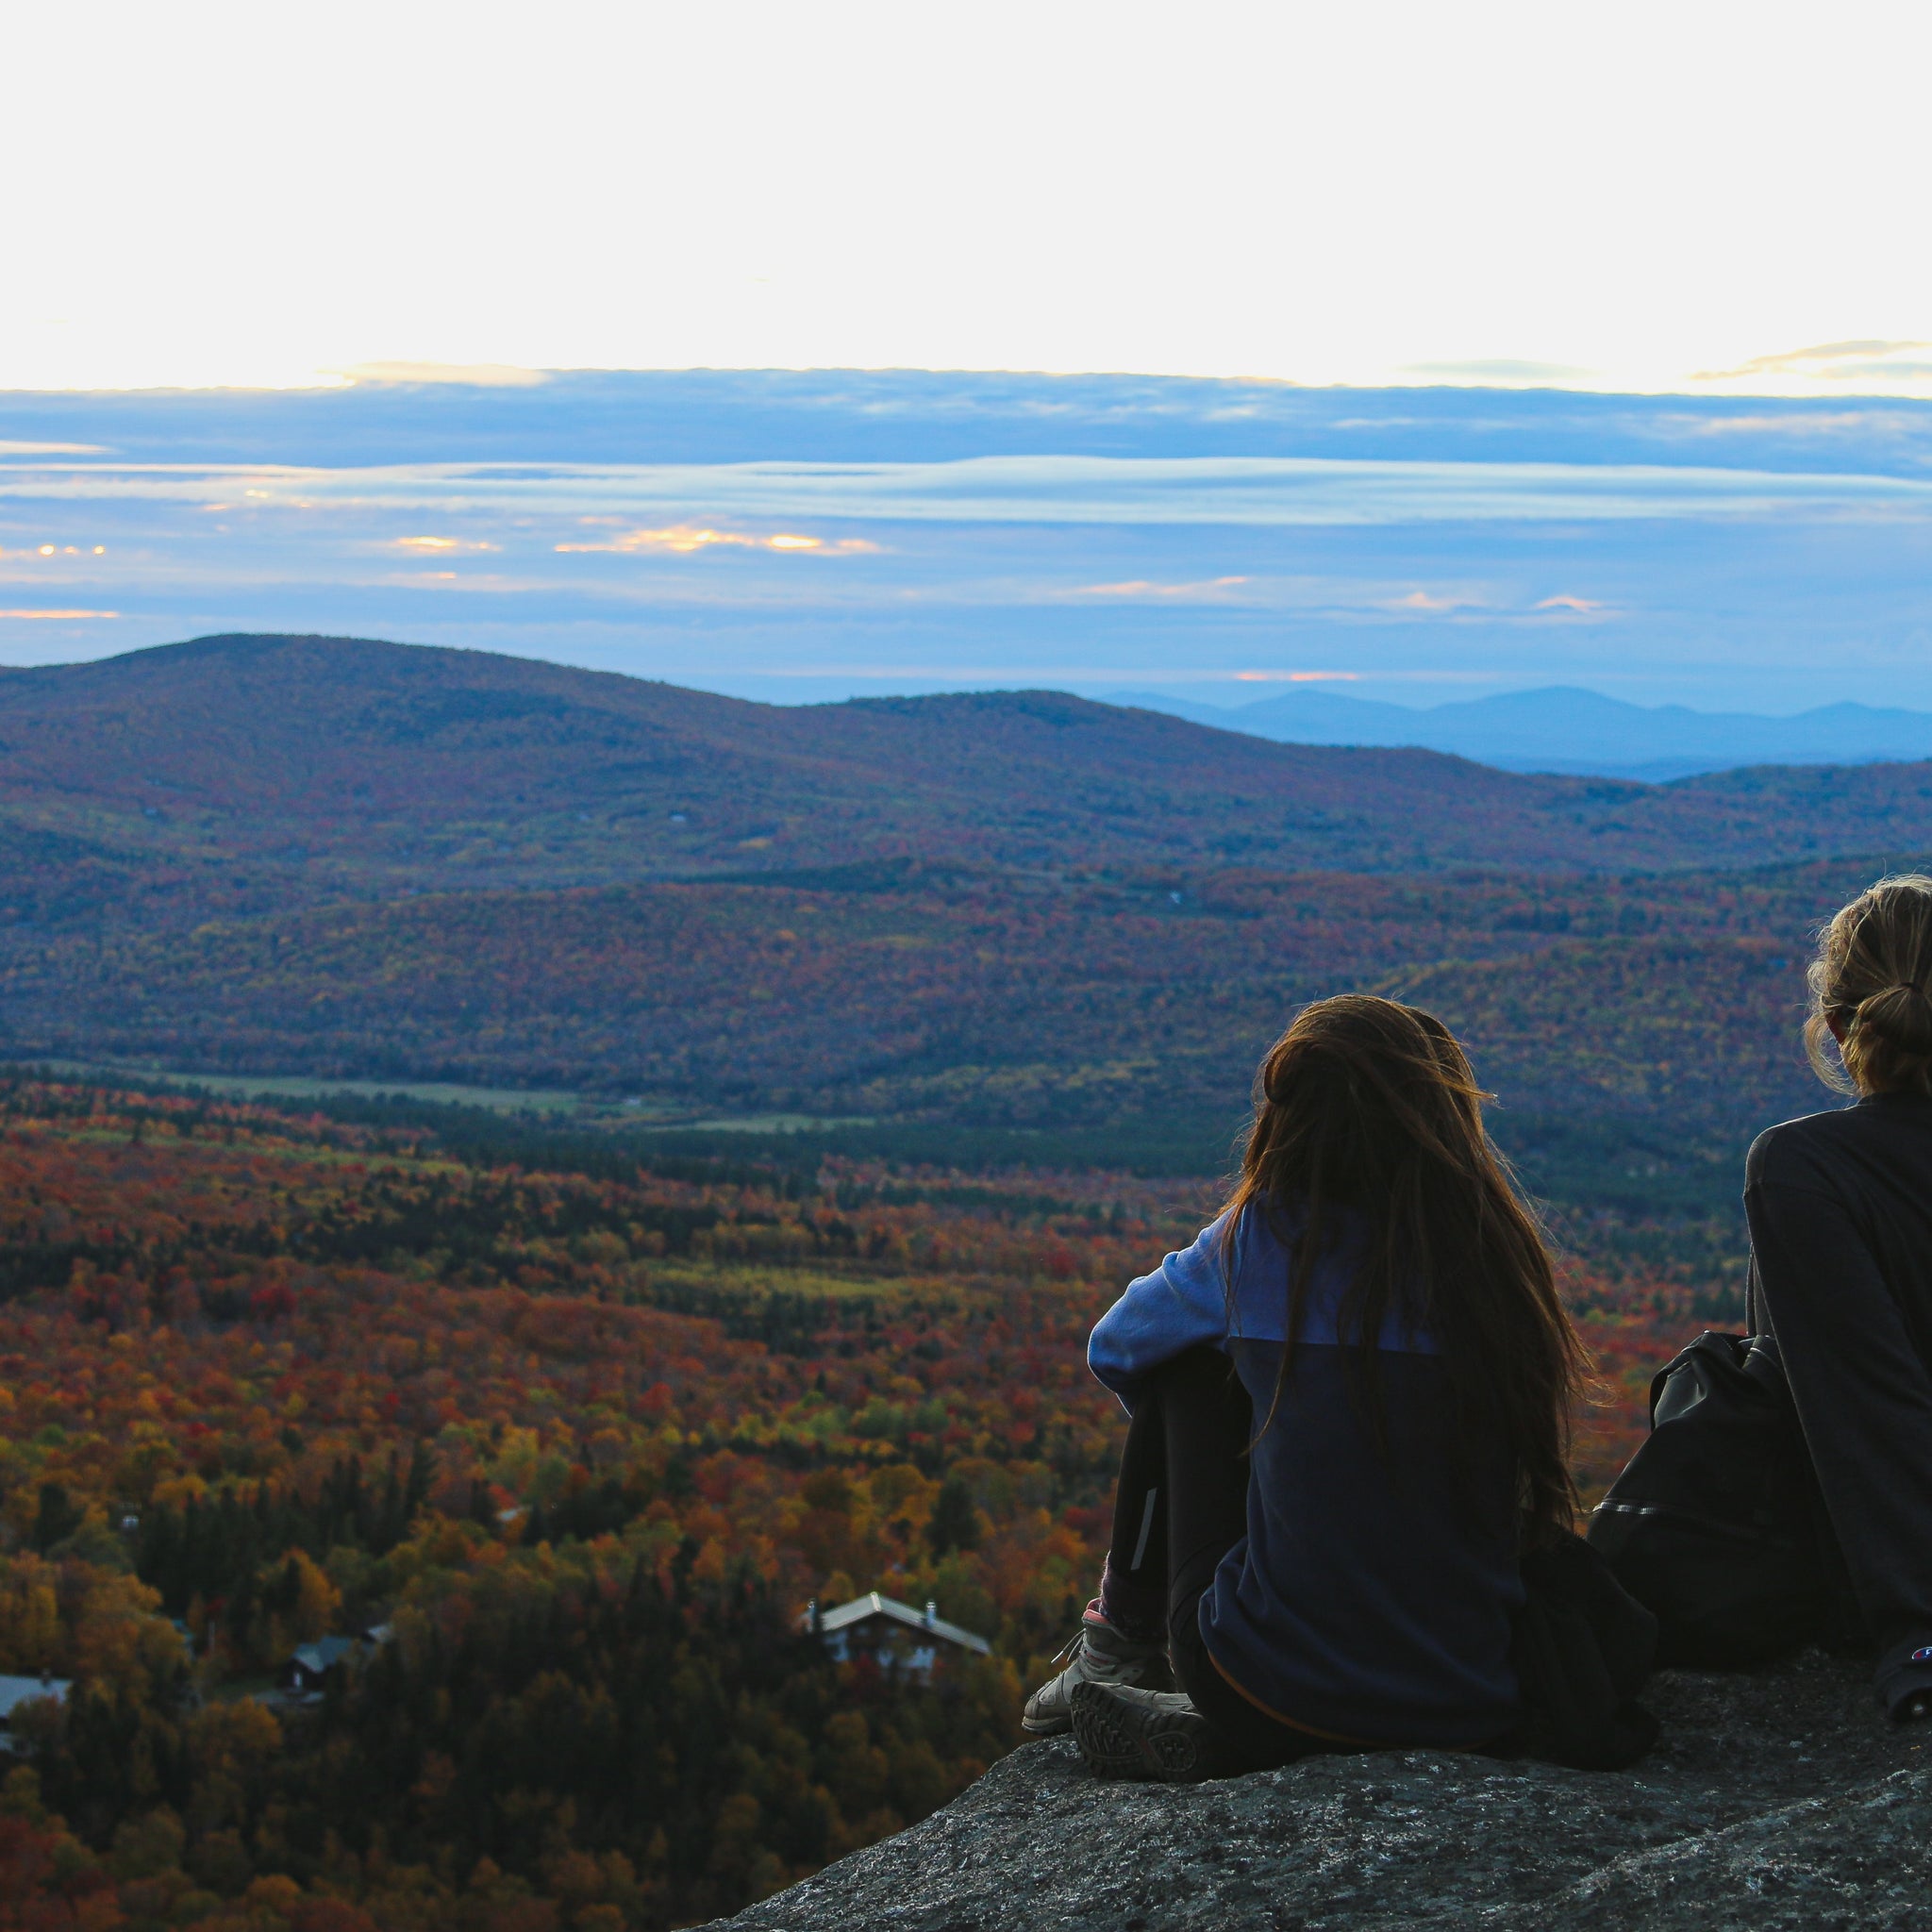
[0,1074,1701,1925]
[0,631,1922,1929]
[3,635,1929,1208]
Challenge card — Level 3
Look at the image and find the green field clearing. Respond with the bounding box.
[16,1059,605,1116]
[8,1059,881,1136]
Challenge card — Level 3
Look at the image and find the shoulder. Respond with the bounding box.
[1218,1195,1317,1276]
[1116,1208,1239,1307]
[1160,1204,1280,1289]
[1226,1196,1293,1253]
[1746,1104,1859,1190]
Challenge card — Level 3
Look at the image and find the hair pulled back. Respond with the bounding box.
[1806,874,1932,1099]
[1222,993,1586,1544]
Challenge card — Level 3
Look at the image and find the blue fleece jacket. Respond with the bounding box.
[1088,1205,1522,1746]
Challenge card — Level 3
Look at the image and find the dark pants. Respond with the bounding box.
[1104,1346,1336,1771]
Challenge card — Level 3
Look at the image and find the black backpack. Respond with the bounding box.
[1586,1331,1854,1667]
[1508,1530,1659,1770]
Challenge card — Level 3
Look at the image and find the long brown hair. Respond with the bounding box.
[1221,993,1586,1543]
[1805,874,1932,1099]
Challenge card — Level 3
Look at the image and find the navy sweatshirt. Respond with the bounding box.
[1089,1205,1523,1746]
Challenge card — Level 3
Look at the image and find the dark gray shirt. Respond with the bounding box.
[1745,1092,1932,1714]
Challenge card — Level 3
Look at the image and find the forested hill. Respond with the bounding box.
[5,633,1928,1181]
[7,633,1932,889]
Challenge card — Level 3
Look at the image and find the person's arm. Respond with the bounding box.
[1087,1212,1234,1409]
[1745,1154,1932,1719]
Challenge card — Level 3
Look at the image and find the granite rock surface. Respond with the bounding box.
[702,1652,1932,1930]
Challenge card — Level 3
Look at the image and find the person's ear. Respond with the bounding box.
[1827,1011,1849,1047]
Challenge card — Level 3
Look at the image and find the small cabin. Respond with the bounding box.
[805,1591,991,1680]
[277,1620,395,1701]
[0,1674,71,1754]
[278,1635,361,1698]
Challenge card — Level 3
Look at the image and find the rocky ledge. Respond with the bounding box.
[704,1652,1932,1930]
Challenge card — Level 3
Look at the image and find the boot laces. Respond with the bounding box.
[1047,1624,1091,1669]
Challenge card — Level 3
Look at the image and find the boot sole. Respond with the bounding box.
[1022,1660,1175,1739]
[1070,1684,1217,1783]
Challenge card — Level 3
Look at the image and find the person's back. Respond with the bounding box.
[1748,1095,1932,1352]
[1222,1208,1527,1747]
[1024,993,1588,1778]
[1743,874,1932,1720]
[1090,1202,1523,1746]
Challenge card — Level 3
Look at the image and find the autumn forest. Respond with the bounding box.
[2,635,1929,1931]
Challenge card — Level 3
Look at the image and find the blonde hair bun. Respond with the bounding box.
[1854,980,1932,1050]
[1807,876,1932,1097]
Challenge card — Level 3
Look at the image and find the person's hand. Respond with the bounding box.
[1895,1690,1932,1724]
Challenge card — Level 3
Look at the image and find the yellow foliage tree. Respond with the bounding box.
[262,1547,341,1661]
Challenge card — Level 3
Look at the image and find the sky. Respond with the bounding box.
[4,3,1931,711]
[7,1,1931,398]
[6,374,1931,711]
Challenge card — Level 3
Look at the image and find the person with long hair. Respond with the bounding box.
[1023,993,1589,1779]
[1745,874,1932,1723]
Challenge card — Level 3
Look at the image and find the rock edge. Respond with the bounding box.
[702,1652,1932,1930]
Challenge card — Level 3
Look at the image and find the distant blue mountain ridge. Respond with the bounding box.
[1101,686,1932,782]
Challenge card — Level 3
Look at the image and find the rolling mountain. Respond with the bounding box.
[2,634,1927,1176]
[1106,685,1932,782]
[5,637,1932,913]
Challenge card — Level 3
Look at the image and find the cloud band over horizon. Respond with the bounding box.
[3,373,1931,713]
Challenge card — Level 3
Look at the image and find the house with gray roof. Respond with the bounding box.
[278,1635,362,1700]
[804,1591,991,1681]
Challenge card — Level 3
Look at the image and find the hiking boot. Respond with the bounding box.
[1070,1680,1224,1782]
[1022,1614,1174,1736]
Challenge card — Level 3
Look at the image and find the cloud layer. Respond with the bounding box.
[3,372,1931,711]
